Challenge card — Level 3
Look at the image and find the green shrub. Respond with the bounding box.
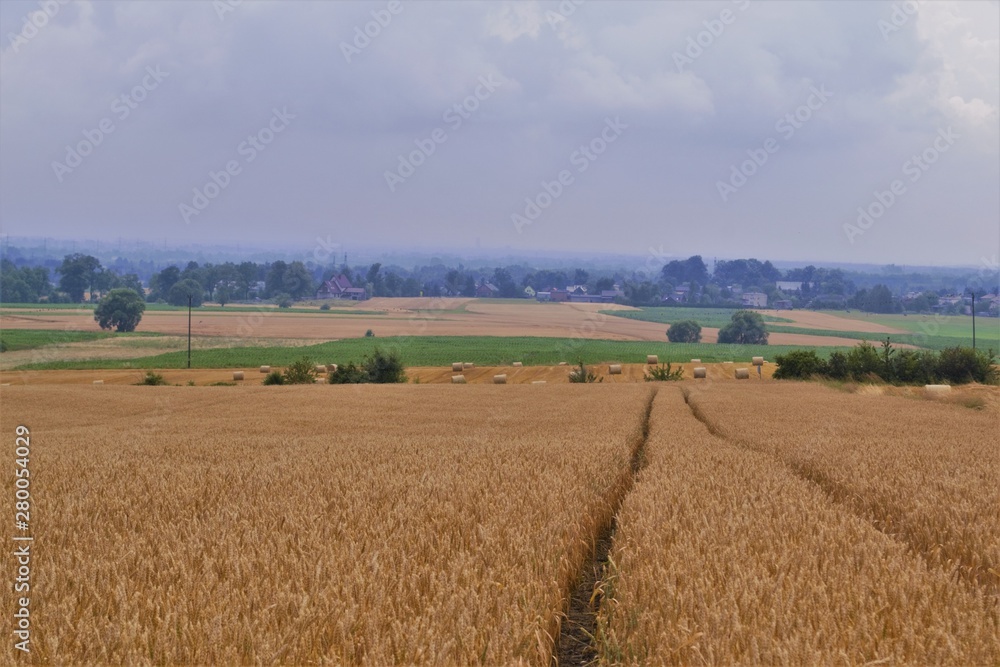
[0,339,6,353]
[846,341,881,380]
[717,310,768,345]
[283,357,318,384]
[364,329,375,337]
[262,370,285,385]
[328,362,367,384]
[364,348,406,383]
[136,371,168,386]
[773,350,827,380]
[273,293,293,308]
[892,349,939,385]
[319,303,331,311]
[936,347,997,384]
[568,361,601,383]
[826,351,848,380]
[645,362,684,382]
[666,320,702,343]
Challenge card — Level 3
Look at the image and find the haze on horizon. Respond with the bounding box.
[0,0,997,268]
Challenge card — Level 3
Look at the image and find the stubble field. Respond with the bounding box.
[1,380,998,665]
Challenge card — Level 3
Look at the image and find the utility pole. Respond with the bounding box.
[187,296,192,369]
[967,289,977,350]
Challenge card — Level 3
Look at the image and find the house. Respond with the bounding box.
[673,284,691,302]
[601,289,625,300]
[742,292,768,308]
[476,282,500,298]
[549,288,569,302]
[773,299,793,310]
[776,281,804,292]
[535,291,552,302]
[568,293,605,303]
[316,274,367,300]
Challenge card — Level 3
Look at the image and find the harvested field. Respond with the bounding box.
[597,387,1000,664]
[0,384,651,664]
[756,309,908,333]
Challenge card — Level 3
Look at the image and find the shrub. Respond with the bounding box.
[846,341,881,380]
[892,349,939,385]
[364,348,406,383]
[0,339,6,353]
[717,310,768,345]
[568,361,601,383]
[365,329,375,337]
[262,370,285,385]
[273,293,293,308]
[283,357,318,384]
[645,362,684,382]
[667,320,702,343]
[773,350,827,380]
[826,351,848,380]
[319,303,331,311]
[137,371,168,386]
[936,347,997,385]
[328,362,367,384]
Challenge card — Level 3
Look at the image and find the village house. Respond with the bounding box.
[475,282,500,298]
[316,274,368,300]
[741,292,768,308]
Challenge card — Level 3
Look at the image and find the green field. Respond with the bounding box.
[0,329,161,352]
[817,311,1000,350]
[602,307,793,329]
[11,335,848,371]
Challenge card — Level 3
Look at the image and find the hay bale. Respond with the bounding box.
[646,355,658,365]
[558,361,567,366]
[315,377,327,384]
[609,364,622,375]
[752,356,764,366]
[924,384,952,397]
[463,362,474,369]
[722,361,734,365]
[452,362,464,372]
[92,380,104,385]
[693,367,707,379]
[690,358,701,363]
[315,365,328,374]
[735,368,750,379]
[532,380,546,384]
[326,364,338,373]
[259,365,270,373]
[513,362,523,367]
[233,371,244,381]
[493,374,507,384]
[451,375,467,384]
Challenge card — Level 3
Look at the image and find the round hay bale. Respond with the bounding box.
[92,380,104,385]
[259,365,270,373]
[315,377,327,384]
[558,361,567,366]
[722,361,734,365]
[532,380,546,384]
[735,368,750,379]
[493,374,507,384]
[233,371,245,381]
[646,355,659,365]
[452,362,464,372]
[693,367,707,379]
[752,356,764,366]
[451,375,467,384]
[690,358,701,363]
[315,365,328,374]
[924,384,952,397]
[326,364,338,373]
[609,364,622,375]
[463,362,474,369]
[512,362,523,367]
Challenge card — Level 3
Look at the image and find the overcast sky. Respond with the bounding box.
[1,0,997,266]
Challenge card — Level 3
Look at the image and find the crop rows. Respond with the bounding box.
[596,388,1000,664]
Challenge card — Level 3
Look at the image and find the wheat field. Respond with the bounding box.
[596,387,1000,665]
[1,384,651,664]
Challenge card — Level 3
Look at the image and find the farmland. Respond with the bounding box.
[2,381,998,664]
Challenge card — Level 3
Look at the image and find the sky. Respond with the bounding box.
[0,0,997,267]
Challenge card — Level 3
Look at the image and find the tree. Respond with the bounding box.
[283,261,315,299]
[573,269,589,285]
[264,261,288,298]
[94,288,146,332]
[216,285,232,307]
[667,320,702,343]
[57,253,102,302]
[150,266,181,301]
[168,279,204,307]
[594,277,615,293]
[717,310,769,345]
[864,284,895,313]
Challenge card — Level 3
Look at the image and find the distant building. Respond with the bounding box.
[316,274,367,300]
[476,283,500,298]
[535,291,552,302]
[773,299,793,310]
[742,292,768,308]
[549,288,569,302]
[776,281,805,292]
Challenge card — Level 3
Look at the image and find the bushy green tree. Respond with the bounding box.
[667,320,702,343]
[168,279,204,307]
[773,350,827,379]
[717,310,768,345]
[94,288,146,332]
[282,357,318,384]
